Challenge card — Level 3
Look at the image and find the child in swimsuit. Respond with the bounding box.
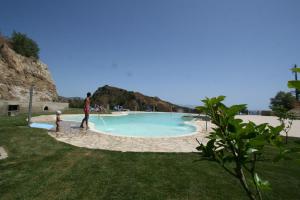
[56,110,62,133]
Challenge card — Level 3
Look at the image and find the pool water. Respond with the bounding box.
[30,122,54,130]
[63,112,197,137]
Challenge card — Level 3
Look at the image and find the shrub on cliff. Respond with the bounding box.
[10,31,39,59]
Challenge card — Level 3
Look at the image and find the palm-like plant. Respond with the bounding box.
[288,65,300,100]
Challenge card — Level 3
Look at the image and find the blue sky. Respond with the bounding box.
[1,0,300,109]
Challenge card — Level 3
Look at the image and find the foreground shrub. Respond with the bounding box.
[196,96,286,200]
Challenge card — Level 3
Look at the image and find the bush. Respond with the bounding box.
[68,98,84,108]
[10,31,39,59]
[270,91,296,144]
[196,96,285,200]
[270,91,296,112]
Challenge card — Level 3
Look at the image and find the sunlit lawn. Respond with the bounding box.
[0,115,300,200]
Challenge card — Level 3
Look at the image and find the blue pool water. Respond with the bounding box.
[30,123,54,130]
[63,112,196,137]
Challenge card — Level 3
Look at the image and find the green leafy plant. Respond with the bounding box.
[276,108,294,144]
[269,91,296,143]
[270,92,295,144]
[196,96,285,200]
[10,31,40,59]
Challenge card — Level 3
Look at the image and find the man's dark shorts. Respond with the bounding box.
[84,113,89,121]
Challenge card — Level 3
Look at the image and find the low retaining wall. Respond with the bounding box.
[0,100,69,115]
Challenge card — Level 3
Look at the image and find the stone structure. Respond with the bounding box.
[0,100,68,116]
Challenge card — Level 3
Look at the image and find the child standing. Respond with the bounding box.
[56,110,62,132]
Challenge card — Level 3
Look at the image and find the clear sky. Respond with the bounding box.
[1,0,300,109]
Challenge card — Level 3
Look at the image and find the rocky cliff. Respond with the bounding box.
[0,37,58,102]
[92,85,194,112]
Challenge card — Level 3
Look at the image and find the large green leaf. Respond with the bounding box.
[228,104,247,116]
[195,106,205,113]
[272,150,291,162]
[249,136,266,147]
[290,67,300,73]
[288,80,300,89]
[246,148,258,154]
[269,125,284,136]
[254,173,271,190]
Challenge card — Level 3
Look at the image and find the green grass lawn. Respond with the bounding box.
[0,115,300,200]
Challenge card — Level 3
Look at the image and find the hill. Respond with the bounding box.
[91,85,194,112]
[0,34,58,102]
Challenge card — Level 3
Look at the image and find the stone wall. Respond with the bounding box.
[0,100,69,116]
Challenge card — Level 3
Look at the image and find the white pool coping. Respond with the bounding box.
[31,112,208,152]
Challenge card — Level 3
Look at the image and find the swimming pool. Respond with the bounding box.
[62,112,197,137]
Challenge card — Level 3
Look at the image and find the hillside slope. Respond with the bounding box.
[0,35,58,102]
[92,85,194,112]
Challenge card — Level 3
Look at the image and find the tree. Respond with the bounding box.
[270,91,296,112]
[196,96,285,200]
[270,91,296,143]
[10,31,40,59]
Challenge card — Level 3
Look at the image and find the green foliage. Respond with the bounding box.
[288,66,300,90]
[290,67,300,73]
[288,80,300,90]
[270,91,296,113]
[197,96,285,200]
[10,31,39,59]
[270,91,296,143]
[68,98,84,108]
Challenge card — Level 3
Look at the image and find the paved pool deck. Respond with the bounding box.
[32,113,300,153]
[32,113,209,152]
[32,113,207,152]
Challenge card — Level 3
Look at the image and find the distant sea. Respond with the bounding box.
[179,105,197,109]
[180,104,264,115]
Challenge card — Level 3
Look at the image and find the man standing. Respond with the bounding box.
[80,92,91,129]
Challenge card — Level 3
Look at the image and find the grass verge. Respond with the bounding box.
[0,116,299,200]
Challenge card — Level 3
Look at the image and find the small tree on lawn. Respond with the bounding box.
[270,91,296,144]
[196,96,285,200]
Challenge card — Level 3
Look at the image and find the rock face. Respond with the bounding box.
[92,85,194,112]
[0,39,58,102]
